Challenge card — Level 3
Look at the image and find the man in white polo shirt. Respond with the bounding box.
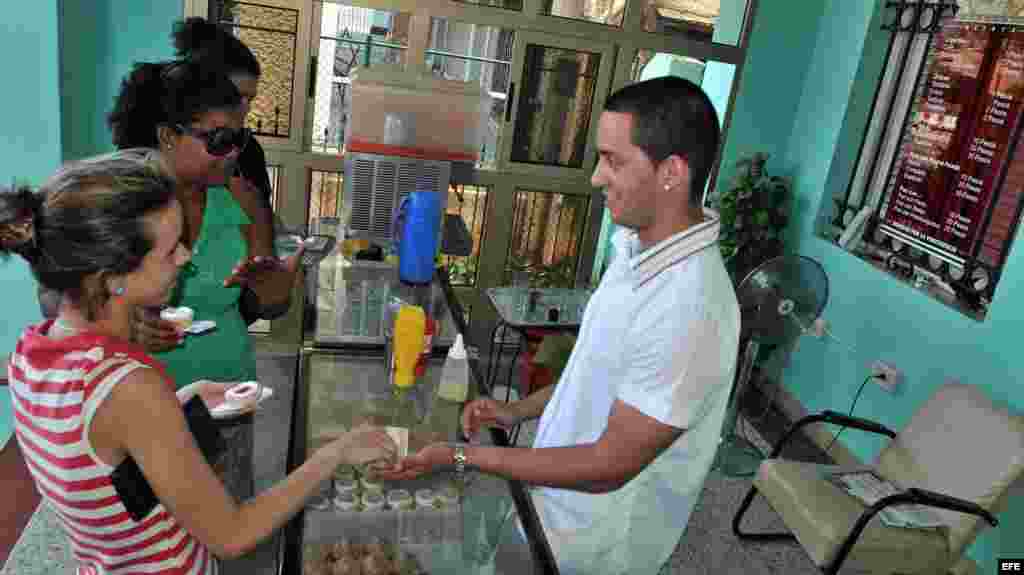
[378,76,740,574]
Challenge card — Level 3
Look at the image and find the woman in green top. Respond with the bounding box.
[107,59,297,386]
[106,59,301,500]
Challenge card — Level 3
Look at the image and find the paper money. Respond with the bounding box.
[385,426,409,458]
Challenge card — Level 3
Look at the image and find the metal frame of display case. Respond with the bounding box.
[282,267,559,574]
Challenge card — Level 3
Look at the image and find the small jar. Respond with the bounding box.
[360,476,384,496]
[414,488,436,509]
[333,465,356,482]
[437,485,460,508]
[333,491,358,512]
[334,477,358,498]
[361,491,386,511]
[386,489,414,511]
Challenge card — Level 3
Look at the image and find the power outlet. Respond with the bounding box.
[870,360,903,392]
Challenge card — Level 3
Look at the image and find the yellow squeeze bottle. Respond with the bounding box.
[392,304,427,389]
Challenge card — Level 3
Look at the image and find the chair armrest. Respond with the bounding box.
[768,410,897,458]
[906,488,998,527]
[832,489,997,572]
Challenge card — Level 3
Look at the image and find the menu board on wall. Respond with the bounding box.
[880,21,1024,263]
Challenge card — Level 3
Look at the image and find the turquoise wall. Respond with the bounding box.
[719,0,1024,570]
[0,2,63,355]
[1,0,182,356]
[62,0,183,160]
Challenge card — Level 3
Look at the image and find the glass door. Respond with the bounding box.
[499,31,615,178]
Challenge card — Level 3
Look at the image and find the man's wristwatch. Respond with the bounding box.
[453,444,468,475]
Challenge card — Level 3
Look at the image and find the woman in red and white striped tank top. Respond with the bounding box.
[1,152,396,575]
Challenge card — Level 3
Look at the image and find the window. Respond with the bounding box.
[308,170,344,229]
[510,44,603,168]
[192,0,753,343]
[639,0,751,46]
[444,184,490,286]
[214,1,300,138]
[506,189,591,288]
[542,0,624,27]
[830,1,1024,321]
[426,19,514,168]
[313,5,410,153]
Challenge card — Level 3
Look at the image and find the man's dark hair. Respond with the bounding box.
[604,76,721,207]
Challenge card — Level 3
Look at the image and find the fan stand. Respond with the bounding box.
[713,336,765,477]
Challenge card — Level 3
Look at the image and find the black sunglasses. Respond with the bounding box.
[175,124,251,157]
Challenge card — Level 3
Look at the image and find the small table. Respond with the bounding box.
[484,288,592,441]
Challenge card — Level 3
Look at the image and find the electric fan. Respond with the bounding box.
[714,254,829,477]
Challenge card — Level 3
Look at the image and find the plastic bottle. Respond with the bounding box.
[437,333,470,402]
[415,317,435,378]
[392,304,426,389]
[393,190,441,285]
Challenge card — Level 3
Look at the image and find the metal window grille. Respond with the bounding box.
[834,0,1024,319]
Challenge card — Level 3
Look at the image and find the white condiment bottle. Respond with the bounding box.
[436,334,469,402]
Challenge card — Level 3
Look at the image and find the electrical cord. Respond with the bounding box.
[736,314,867,452]
[824,374,874,456]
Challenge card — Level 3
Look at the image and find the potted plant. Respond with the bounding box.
[709,152,791,284]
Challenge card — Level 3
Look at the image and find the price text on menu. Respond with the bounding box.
[882,22,1024,259]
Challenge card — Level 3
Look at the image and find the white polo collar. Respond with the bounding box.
[618,209,721,289]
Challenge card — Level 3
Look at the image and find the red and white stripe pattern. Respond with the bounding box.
[8,321,216,575]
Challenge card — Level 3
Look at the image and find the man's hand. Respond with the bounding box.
[461,398,520,439]
[369,443,454,482]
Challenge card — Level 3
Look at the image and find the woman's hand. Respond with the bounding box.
[320,425,398,468]
[222,249,304,308]
[175,380,233,411]
[369,443,454,481]
[132,306,183,352]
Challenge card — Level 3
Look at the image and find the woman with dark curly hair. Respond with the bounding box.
[172,17,283,326]
[104,59,301,503]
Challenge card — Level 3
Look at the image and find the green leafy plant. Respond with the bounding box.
[708,152,791,283]
[446,257,479,286]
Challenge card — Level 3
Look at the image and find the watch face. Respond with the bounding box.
[928,255,944,270]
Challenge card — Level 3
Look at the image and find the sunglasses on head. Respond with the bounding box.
[175,124,251,157]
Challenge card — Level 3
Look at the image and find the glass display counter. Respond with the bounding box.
[283,271,558,574]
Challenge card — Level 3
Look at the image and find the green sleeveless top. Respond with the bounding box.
[157,186,257,389]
